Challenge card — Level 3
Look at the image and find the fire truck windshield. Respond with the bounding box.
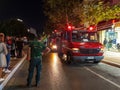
[72,30,98,42]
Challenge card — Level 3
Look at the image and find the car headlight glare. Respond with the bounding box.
[72,48,79,53]
[52,45,57,49]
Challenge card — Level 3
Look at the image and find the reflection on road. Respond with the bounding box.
[51,53,59,75]
[49,53,69,90]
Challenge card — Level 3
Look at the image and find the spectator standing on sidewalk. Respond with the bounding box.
[0,33,8,82]
[108,38,112,51]
[11,37,16,58]
[16,37,24,58]
[3,36,12,73]
[26,36,50,87]
[103,38,108,50]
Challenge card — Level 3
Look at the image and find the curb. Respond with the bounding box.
[0,55,27,90]
[102,60,120,68]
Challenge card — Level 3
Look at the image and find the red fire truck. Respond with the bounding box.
[58,26,104,64]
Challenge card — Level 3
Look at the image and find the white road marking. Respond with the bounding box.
[84,67,120,89]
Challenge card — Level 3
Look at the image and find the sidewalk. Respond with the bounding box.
[0,45,28,90]
[0,55,26,90]
[102,51,120,68]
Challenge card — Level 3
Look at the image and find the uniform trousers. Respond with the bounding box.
[27,57,42,85]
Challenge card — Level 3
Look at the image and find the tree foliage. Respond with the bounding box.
[43,0,120,31]
[43,0,82,31]
[73,0,120,27]
[0,18,28,37]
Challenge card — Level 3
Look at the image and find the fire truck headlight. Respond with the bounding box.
[100,46,104,53]
[72,48,79,53]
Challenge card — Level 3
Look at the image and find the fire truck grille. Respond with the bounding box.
[80,48,100,54]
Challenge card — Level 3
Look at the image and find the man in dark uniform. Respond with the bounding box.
[26,36,50,87]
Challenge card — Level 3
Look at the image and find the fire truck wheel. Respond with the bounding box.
[66,53,72,64]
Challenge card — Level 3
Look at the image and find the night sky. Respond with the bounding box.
[0,0,45,33]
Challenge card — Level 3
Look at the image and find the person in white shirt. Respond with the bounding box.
[0,33,8,82]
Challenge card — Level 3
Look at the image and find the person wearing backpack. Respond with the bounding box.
[26,36,50,87]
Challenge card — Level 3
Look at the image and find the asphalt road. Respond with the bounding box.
[3,52,120,90]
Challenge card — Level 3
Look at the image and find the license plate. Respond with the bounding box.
[87,56,94,59]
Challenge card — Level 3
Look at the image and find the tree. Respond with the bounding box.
[43,0,82,31]
[0,18,28,37]
[43,0,120,31]
[73,0,120,27]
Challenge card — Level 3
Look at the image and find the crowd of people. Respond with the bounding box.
[0,32,51,88]
[0,33,25,82]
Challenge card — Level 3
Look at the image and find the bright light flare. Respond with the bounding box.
[52,45,57,49]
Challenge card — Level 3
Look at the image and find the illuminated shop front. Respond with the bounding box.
[98,21,120,52]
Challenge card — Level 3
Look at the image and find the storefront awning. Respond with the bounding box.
[97,22,112,30]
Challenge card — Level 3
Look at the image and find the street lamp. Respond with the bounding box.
[17,18,23,22]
